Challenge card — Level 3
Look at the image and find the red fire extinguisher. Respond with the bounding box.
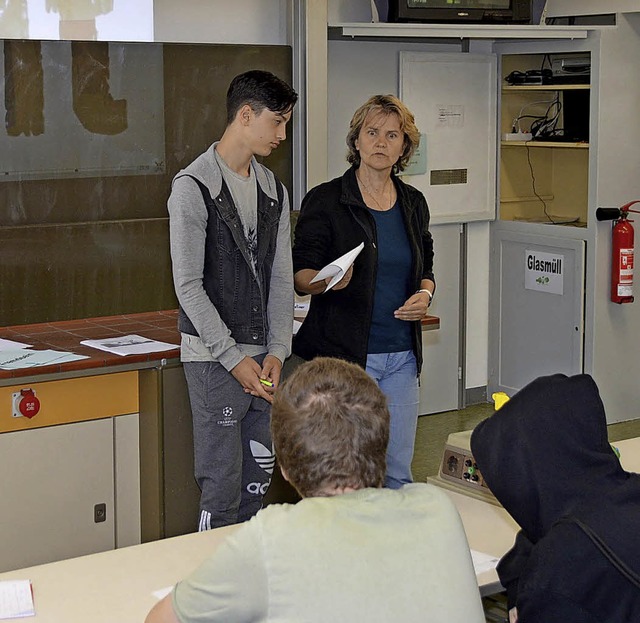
[596,201,640,304]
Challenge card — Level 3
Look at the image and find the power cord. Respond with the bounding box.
[525,143,559,224]
[510,94,564,140]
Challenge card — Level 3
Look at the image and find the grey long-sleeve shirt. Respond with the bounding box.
[168,143,293,371]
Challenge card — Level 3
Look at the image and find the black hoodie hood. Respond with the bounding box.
[471,374,640,575]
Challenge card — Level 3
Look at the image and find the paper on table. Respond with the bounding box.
[470,549,500,576]
[0,349,89,370]
[152,586,173,601]
[0,579,34,619]
[80,335,179,357]
[0,338,32,351]
[309,242,364,292]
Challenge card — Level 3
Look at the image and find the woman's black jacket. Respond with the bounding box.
[292,166,435,374]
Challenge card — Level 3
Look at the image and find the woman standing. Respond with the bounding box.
[292,94,435,489]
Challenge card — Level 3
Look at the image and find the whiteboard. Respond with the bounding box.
[400,52,497,224]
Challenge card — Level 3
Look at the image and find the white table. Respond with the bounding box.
[447,490,519,596]
[0,525,238,623]
[0,496,515,621]
[1,437,637,621]
[615,437,640,472]
[447,435,640,596]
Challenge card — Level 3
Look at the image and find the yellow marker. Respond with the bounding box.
[492,391,510,410]
[260,378,274,388]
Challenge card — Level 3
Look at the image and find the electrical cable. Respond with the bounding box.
[530,95,562,139]
[525,141,559,224]
[512,97,558,135]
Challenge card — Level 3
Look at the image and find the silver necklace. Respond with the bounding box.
[358,173,391,211]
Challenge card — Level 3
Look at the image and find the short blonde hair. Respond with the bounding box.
[346,94,421,173]
[271,357,389,498]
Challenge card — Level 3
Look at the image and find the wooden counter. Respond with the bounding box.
[0,310,181,384]
[0,311,183,571]
[1,309,439,384]
[0,308,440,562]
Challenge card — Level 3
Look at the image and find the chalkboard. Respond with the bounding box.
[0,41,292,326]
[400,52,497,224]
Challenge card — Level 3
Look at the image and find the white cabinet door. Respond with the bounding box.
[400,52,497,224]
[489,227,585,395]
[0,419,115,572]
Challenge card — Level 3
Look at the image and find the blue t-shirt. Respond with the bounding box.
[367,202,413,354]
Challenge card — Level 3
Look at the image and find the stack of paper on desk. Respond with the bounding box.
[309,242,364,292]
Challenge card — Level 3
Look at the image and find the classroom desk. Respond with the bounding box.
[1,441,635,621]
[0,491,508,622]
[615,437,640,472]
[445,435,640,597]
[448,490,519,596]
[0,524,238,623]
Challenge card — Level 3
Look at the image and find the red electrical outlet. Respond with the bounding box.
[12,389,41,419]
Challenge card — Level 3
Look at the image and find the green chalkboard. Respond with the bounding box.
[0,41,293,326]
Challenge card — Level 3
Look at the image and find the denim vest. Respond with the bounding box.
[178,175,284,346]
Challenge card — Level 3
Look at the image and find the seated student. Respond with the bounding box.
[471,374,640,623]
[146,356,484,623]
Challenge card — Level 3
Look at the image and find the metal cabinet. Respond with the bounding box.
[0,419,116,571]
[489,226,585,394]
[0,372,140,572]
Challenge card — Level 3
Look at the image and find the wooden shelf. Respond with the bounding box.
[501,140,589,148]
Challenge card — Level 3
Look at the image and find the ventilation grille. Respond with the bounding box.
[430,169,468,186]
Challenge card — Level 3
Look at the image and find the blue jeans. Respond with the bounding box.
[365,350,419,489]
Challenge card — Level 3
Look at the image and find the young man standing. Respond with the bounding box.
[145,357,485,623]
[168,70,297,530]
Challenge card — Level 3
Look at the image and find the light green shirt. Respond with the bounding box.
[172,483,485,623]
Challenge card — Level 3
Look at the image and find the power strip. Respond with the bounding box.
[428,430,499,506]
[503,132,533,141]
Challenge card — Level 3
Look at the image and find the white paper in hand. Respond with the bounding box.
[309,242,364,292]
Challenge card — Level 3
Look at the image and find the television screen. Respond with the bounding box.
[389,0,532,24]
[407,0,510,8]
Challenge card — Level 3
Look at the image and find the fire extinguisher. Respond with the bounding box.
[596,201,640,304]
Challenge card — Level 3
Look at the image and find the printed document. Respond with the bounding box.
[0,580,34,619]
[0,349,88,370]
[309,242,364,292]
[81,334,178,356]
[0,338,32,351]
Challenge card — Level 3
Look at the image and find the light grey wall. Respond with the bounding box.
[590,14,640,422]
[154,0,288,44]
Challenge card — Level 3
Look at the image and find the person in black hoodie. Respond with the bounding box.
[471,373,640,623]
